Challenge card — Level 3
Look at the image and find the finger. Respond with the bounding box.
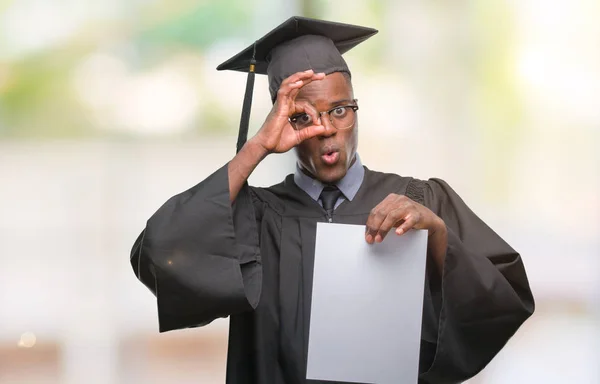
[280,70,325,89]
[395,214,418,236]
[375,208,407,243]
[280,70,314,88]
[276,79,321,107]
[289,73,325,93]
[294,101,322,126]
[277,80,305,102]
[277,70,325,98]
[288,69,326,85]
[286,74,326,99]
[288,87,300,102]
[365,203,392,244]
[294,124,327,143]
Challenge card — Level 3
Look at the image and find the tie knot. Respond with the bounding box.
[319,185,342,213]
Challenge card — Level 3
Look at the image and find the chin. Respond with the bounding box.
[315,165,347,184]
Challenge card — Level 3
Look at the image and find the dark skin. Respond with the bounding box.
[292,72,358,184]
[228,70,448,272]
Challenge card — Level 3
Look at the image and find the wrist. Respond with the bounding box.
[428,217,447,275]
[434,217,446,235]
[246,136,271,160]
[427,215,446,237]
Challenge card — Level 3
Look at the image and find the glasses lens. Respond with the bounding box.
[291,105,357,130]
[291,113,313,130]
[330,106,356,130]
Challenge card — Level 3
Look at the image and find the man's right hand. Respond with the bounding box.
[251,69,327,154]
[228,70,326,202]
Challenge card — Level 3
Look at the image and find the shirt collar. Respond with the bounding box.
[293,153,365,202]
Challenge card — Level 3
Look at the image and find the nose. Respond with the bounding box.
[318,114,337,138]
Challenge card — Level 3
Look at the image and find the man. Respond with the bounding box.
[130,16,534,384]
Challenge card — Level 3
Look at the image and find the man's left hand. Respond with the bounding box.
[365,193,448,270]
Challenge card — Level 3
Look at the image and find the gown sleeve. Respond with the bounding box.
[130,163,262,332]
[417,178,535,384]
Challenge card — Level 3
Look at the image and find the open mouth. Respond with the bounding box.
[321,150,340,165]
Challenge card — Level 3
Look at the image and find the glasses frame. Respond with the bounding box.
[288,99,359,130]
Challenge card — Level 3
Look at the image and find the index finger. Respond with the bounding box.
[365,203,391,244]
[277,73,327,104]
[280,70,326,88]
[292,100,322,126]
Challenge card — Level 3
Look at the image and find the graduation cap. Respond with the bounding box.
[216,16,378,153]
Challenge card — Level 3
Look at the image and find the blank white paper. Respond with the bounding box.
[306,223,428,384]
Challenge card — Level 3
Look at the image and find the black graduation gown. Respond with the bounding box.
[130,163,534,384]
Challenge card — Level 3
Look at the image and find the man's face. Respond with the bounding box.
[293,72,358,184]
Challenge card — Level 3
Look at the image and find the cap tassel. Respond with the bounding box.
[236,44,257,153]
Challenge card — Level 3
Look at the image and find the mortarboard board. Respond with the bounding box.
[216,16,378,153]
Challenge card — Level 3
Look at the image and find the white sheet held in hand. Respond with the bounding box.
[307,223,428,384]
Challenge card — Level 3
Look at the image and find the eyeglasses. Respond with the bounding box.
[288,99,359,131]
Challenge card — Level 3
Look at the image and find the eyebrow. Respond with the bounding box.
[329,98,354,106]
[297,98,355,110]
